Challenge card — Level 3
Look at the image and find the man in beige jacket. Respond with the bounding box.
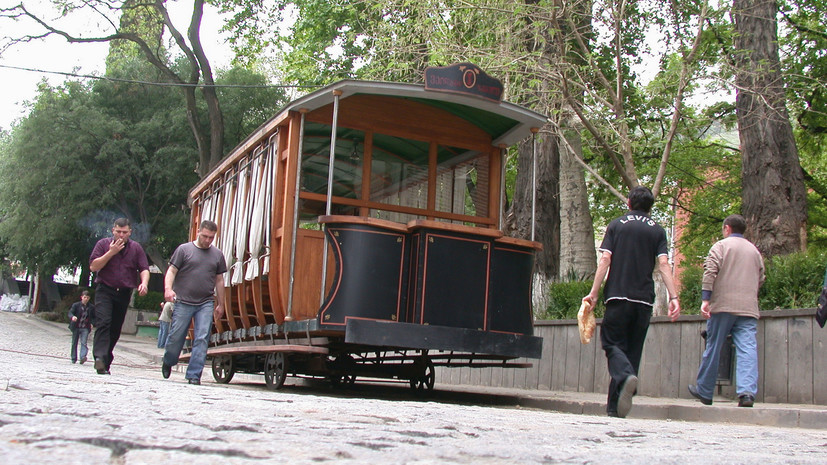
[688,214,765,407]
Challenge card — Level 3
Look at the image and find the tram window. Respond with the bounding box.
[300,125,365,200]
[299,124,491,225]
[434,146,488,218]
[369,133,430,210]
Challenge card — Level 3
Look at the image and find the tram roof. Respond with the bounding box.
[283,80,549,147]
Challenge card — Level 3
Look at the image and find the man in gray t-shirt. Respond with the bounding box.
[161,220,227,385]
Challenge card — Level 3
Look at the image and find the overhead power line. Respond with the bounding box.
[0,63,322,89]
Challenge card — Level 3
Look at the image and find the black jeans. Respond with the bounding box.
[92,285,133,367]
[600,299,652,414]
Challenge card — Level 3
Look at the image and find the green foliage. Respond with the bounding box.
[539,280,603,320]
[671,132,743,265]
[759,248,827,310]
[216,67,289,150]
[0,81,109,273]
[133,291,164,311]
[678,265,703,315]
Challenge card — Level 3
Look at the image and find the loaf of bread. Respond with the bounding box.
[577,300,596,344]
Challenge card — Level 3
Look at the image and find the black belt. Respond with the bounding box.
[98,283,133,293]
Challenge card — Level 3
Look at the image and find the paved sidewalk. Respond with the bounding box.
[26,312,827,430]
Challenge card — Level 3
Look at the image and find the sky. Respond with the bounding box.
[0,1,233,131]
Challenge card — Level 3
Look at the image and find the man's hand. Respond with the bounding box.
[668,298,681,322]
[137,283,148,296]
[164,288,176,302]
[700,300,711,319]
[214,303,225,319]
[108,238,126,254]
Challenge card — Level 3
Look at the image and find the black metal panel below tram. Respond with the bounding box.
[411,231,490,330]
[319,223,410,326]
[344,319,543,359]
[488,242,536,335]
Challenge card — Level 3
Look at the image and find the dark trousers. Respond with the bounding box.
[92,285,133,367]
[70,328,79,362]
[600,300,652,414]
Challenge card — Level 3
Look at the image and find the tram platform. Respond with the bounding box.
[112,330,827,430]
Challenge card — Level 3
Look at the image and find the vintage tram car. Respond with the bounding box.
[186,65,548,391]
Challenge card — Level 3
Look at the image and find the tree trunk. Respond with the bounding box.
[188,0,225,173]
[506,129,560,317]
[554,0,597,282]
[558,127,596,281]
[733,0,807,256]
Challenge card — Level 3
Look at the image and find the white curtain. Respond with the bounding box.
[245,148,266,280]
[220,173,238,287]
[202,184,222,248]
[200,195,212,227]
[231,161,251,285]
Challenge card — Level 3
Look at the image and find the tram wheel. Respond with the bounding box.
[264,352,288,390]
[409,357,435,392]
[211,355,235,384]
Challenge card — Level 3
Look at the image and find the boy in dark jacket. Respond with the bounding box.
[68,290,95,364]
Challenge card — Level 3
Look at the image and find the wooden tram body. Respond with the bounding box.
[187,72,547,390]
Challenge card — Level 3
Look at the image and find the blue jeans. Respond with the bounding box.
[157,321,170,348]
[71,327,90,362]
[163,301,214,381]
[695,313,759,399]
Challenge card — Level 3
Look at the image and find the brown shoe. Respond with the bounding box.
[80,357,87,365]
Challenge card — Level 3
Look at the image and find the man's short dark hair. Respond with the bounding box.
[628,186,655,213]
[199,220,218,232]
[114,217,131,228]
[724,214,747,234]
[80,290,90,297]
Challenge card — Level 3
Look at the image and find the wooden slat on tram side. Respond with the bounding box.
[235,280,253,330]
[257,271,279,325]
[212,286,227,334]
[250,275,267,327]
[225,283,240,331]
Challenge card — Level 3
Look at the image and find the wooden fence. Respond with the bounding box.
[435,308,827,405]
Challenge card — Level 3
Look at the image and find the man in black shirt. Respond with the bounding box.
[583,186,681,418]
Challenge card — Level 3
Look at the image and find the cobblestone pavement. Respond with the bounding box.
[1,311,826,465]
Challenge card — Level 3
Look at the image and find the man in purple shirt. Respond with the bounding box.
[89,218,150,374]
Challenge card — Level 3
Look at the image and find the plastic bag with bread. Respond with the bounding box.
[577,299,596,344]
